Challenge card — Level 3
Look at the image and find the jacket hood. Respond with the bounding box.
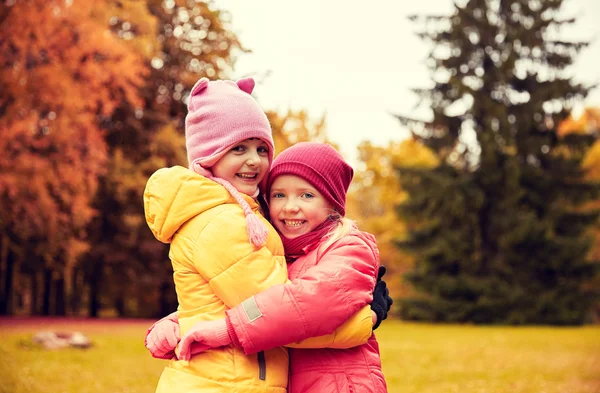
[143,166,256,243]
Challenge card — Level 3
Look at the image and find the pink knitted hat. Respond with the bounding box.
[185,77,274,173]
[266,142,354,216]
[185,77,274,247]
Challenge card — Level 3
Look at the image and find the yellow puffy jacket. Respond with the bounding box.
[144,166,372,393]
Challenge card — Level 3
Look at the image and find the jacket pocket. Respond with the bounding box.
[257,350,266,380]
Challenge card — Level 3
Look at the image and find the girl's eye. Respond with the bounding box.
[302,193,315,199]
[258,146,269,155]
[271,192,284,199]
[231,145,246,153]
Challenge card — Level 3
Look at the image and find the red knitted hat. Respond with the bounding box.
[266,142,354,216]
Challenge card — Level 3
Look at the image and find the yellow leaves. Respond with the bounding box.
[557,107,600,138]
[394,138,440,169]
[147,124,187,167]
[557,107,600,269]
[582,140,600,181]
[268,110,332,155]
[348,138,430,298]
[353,142,400,211]
[555,105,600,179]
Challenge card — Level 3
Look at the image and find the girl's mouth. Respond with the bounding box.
[236,173,258,180]
[283,220,305,227]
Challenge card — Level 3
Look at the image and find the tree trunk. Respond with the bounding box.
[0,247,15,315]
[0,234,5,314]
[42,268,53,316]
[69,267,82,315]
[88,260,102,318]
[115,294,125,317]
[30,271,39,315]
[55,276,65,316]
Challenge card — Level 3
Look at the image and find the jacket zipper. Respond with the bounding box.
[257,351,266,381]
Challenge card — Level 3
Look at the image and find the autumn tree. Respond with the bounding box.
[58,0,331,318]
[347,139,440,300]
[0,0,147,315]
[267,109,330,154]
[82,0,244,317]
[558,107,600,319]
[396,0,599,324]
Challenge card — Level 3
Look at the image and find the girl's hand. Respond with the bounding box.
[177,318,232,361]
[370,266,393,330]
[144,312,180,360]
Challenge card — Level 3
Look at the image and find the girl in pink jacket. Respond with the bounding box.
[149,142,390,393]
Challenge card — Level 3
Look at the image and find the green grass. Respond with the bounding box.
[0,318,164,393]
[377,322,600,393]
[0,318,598,393]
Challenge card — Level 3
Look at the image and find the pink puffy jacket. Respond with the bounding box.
[226,226,388,393]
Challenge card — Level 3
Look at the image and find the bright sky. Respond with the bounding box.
[217,0,600,163]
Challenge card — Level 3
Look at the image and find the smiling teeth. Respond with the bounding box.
[284,220,304,227]
[238,173,256,178]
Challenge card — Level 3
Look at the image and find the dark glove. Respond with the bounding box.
[370,266,393,330]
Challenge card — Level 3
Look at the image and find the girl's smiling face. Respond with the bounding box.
[268,175,334,239]
[211,138,270,196]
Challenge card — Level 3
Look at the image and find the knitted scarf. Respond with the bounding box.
[280,217,338,262]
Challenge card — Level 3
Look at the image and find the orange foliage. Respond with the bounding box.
[267,110,333,155]
[0,0,147,264]
[557,107,600,279]
[557,107,600,138]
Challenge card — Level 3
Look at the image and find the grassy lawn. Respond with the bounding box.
[0,317,598,393]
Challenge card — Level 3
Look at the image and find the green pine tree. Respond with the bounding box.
[396,0,600,324]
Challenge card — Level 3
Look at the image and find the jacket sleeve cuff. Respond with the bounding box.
[226,316,241,348]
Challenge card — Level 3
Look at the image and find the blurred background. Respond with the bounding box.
[0,0,599,326]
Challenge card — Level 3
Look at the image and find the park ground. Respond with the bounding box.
[0,317,598,393]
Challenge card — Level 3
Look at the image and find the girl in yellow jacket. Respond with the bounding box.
[144,77,373,393]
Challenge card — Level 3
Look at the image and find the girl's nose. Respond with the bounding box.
[246,150,261,166]
[282,199,299,213]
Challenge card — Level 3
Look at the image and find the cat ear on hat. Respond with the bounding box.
[190,77,209,95]
[236,77,255,95]
[187,78,209,110]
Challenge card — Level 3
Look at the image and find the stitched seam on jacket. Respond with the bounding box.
[191,207,245,242]
[187,206,281,355]
[284,283,310,340]
[326,234,375,346]
[195,206,267,252]
[192,207,269,282]
[292,364,369,373]
[332,237,359,314]
[359,344,380,389]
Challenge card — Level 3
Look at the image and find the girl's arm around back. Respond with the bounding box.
[284,305,374,349]
[226,233,379,355]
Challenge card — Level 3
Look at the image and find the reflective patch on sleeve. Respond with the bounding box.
[242,296,262,322]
